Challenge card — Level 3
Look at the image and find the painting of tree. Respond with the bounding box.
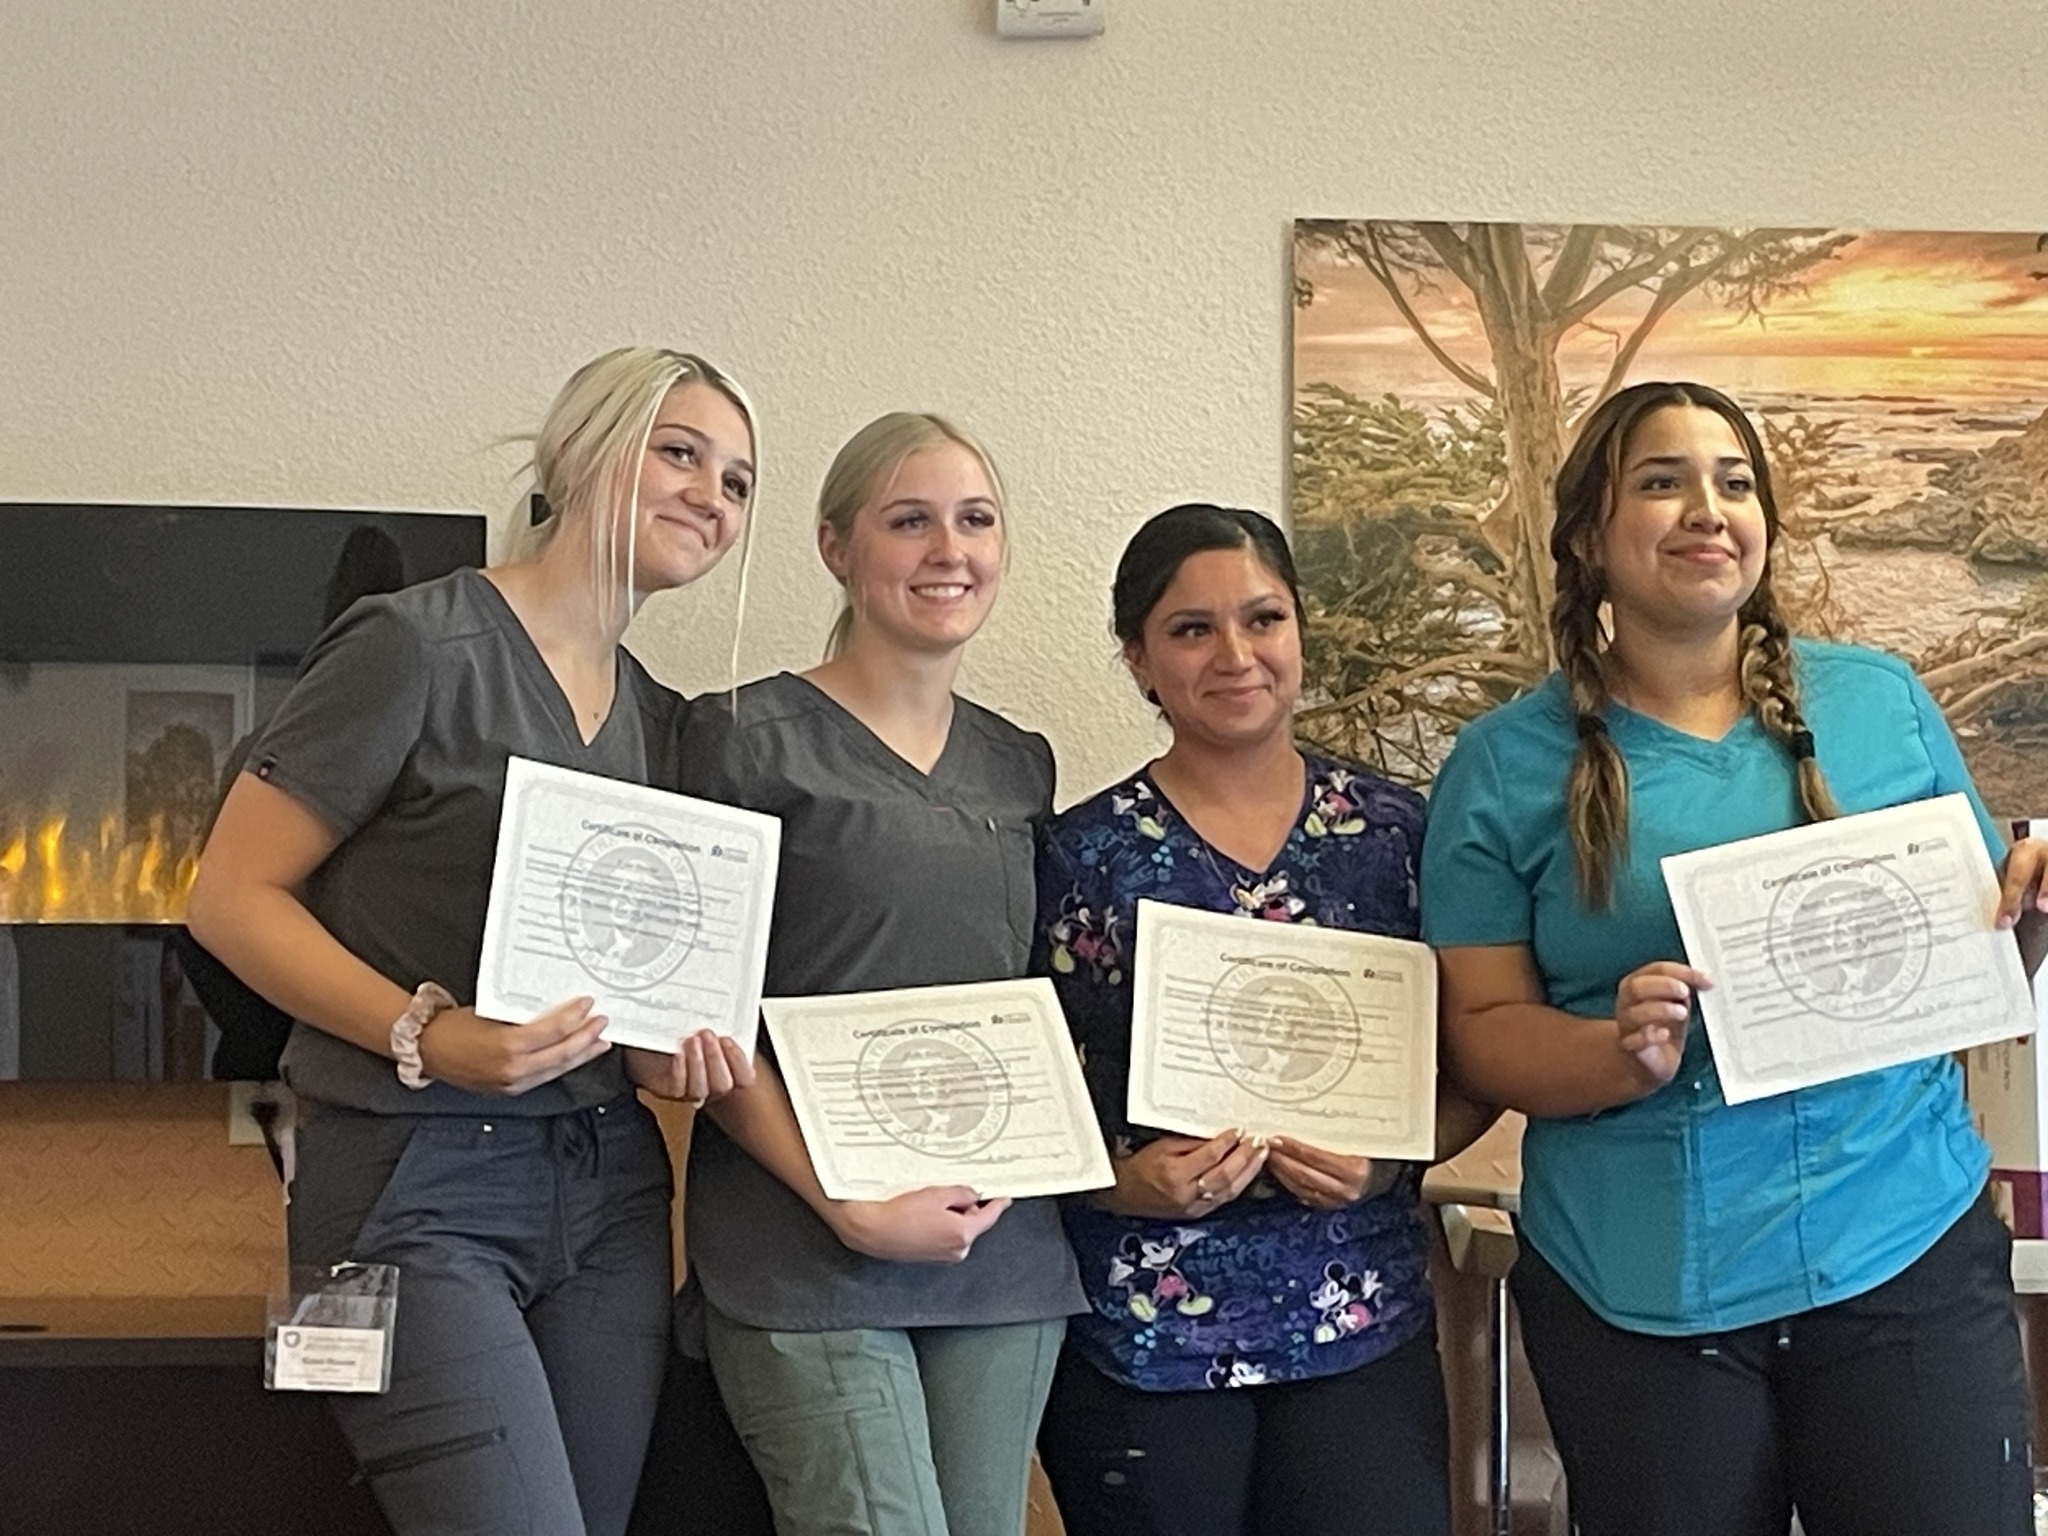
[125,691,236,862]
[1292,222,2048,812]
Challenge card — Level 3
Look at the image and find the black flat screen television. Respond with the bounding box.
[0,503,488,1081]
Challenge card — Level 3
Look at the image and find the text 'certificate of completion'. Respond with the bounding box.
[475,757,780,1055]
[763,978,1114,1202]
[1129,900,1437,1160]
[1662,793,2031,1105]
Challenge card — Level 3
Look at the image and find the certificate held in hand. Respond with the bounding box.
[474,756,781,1055]
[764,977,1114,1202]
[1128,899,1438,1160]
[1662,792,2033,1104]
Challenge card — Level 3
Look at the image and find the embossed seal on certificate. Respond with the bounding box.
[1764,858,1931,1022]
[560,823,702,993]
[856,1028,1012,1157]
[1203,961,1360,1104]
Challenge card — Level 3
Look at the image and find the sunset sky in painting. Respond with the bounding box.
[1295,227,2048,402]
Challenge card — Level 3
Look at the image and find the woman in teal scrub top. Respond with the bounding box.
[1422,380,2046,1536]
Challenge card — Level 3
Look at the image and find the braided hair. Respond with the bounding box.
[1548,381,1839,906]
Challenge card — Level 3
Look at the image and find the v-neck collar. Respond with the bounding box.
[469,569,624,752]
[782,671,964,792]
[1605,697,1762,764]
[1140,754,1316,883]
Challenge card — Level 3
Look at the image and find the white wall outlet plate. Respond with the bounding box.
[997,0,1104,39]
[228,1080,295,1146]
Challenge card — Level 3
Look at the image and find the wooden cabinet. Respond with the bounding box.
[0,1298,389,1536]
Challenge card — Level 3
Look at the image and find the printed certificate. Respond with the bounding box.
[764,978,1114,1201]
[1128,899,1437,1159]
[1662,793,2031,1104]
[475,756,780,1054]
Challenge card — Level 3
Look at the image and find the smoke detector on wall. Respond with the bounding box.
[996,0,1104,39]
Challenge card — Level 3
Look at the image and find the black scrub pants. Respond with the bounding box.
[1510,1189,2033,1536]
[290,1097,675,1536]
[1035,1325,1452,1536]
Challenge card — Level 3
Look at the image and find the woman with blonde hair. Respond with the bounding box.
[1422,380,2042,1535]
[672,412,1081,1536]
[188,346,759,1536]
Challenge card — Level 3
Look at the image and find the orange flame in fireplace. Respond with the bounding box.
[0,810,202,923]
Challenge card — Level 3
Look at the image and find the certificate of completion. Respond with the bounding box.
[763,978,1114,1201]
[475,757,780,1055]
[1662,793,2031,1105]
[1128,899,1437,1160]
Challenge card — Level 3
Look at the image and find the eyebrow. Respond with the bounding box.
[876,495,999,514]
[1628,453,1752,471]
[1159,591,1289,622]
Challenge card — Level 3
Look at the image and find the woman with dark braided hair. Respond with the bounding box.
[1420,381,2046,1536]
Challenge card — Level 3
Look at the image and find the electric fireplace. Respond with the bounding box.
[0,503,485,1080]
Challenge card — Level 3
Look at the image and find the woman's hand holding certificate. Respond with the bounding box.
[1612,960,1716,1089]
[825,1187,1015,1264]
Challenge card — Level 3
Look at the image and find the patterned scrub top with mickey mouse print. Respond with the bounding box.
[1031,752,1435,1392]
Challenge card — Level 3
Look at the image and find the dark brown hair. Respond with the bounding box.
[1112,504,1304,644]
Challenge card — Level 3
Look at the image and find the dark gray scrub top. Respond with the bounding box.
[676,673,1085,1333]
[255,569,669,1115]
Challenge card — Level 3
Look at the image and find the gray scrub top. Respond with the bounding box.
[255,569,668,1116]
[676,673,1085,1333]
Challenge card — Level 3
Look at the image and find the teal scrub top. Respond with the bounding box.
[1421,640,2001,1334]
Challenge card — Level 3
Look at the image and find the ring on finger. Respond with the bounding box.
[1193,1178,1214,1201]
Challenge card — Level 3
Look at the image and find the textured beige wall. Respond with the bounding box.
[3,0,2046,803]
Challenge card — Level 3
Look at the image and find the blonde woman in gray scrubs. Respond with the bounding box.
[189,348,759,1536]
[673,413,1083,1536]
